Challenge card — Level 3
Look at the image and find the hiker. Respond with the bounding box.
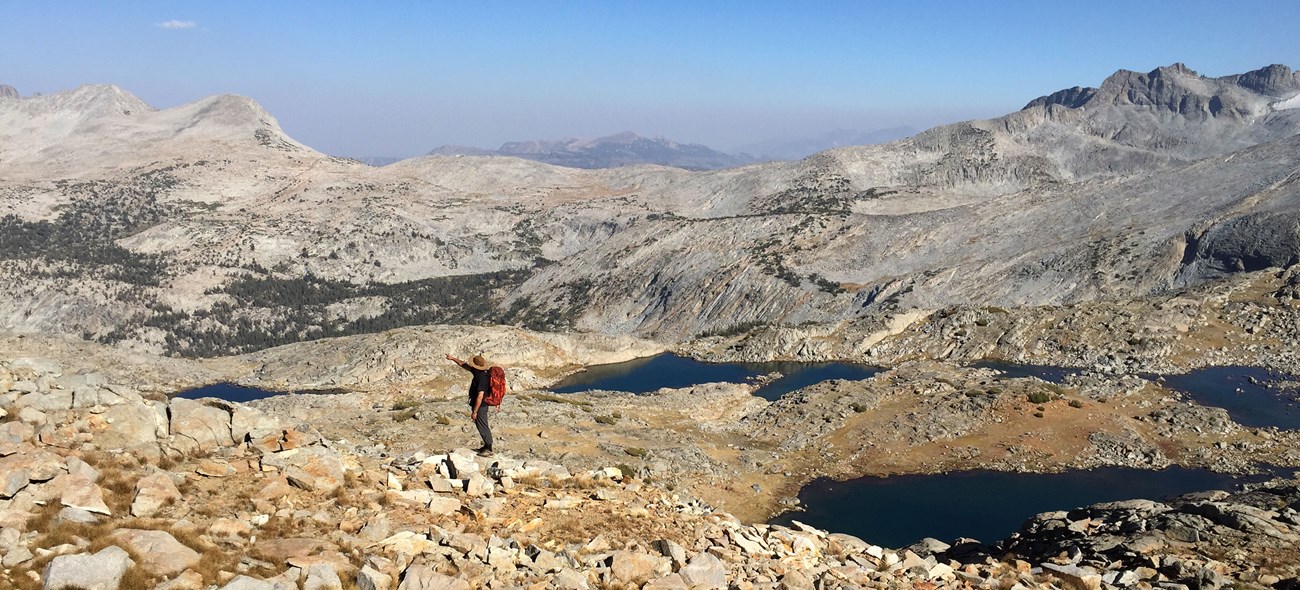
[446,353,496,456]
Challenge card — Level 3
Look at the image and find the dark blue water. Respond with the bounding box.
[1158,366,1300,429]
[550,353,879,400]
[177,383,288,403]
[771,467,1266,548]
[970,361,1076,384]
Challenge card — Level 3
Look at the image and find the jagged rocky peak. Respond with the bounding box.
[1023,62,1297,118]
[1223,63,1300,96]
[1022,86,1096,110]
[0,84,18,99]
[1093,63,1208,109]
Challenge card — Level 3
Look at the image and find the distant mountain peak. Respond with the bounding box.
[0,84,18,100]
[45,83,156,118]
[1224,64,1300,96]
[1023,62,1299,117]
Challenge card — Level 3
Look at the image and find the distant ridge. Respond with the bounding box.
[428,131,757,170]
[737,127,918,161]
[1023,63,1300,114]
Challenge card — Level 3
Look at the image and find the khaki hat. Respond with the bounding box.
[469,355,489,370]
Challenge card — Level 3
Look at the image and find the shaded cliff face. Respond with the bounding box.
[0,64,1298,351]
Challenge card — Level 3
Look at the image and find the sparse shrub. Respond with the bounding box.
[436,415,452,425]
[1045,383,1072,397]
[595,414,617,425]
[391,399,420,411]
[1026,391,1053,404]
[850,403,869,413]
[975,319,989,327]
[530,393,593,409]
[1033,411,1045,418]
[394,409,417,422]
[624,447,648,458]
[964,390,982,398]
[986,387,1003,395]
[1068,399,1085,408]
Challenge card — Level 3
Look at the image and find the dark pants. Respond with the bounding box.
[474,407,493,451]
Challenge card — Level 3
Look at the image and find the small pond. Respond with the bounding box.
[968,361,1076,384]
[177,383,296,403]
[1157,366,1300,430]
[769,467,1270,548]
[549,353,880,401]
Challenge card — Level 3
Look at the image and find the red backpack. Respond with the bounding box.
[484,366,507,406]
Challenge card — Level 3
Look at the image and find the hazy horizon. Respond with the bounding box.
[3,1,1298,158]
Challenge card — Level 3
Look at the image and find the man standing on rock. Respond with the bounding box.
[446,353,494,456]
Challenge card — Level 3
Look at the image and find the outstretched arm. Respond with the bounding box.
[446,354,474,373]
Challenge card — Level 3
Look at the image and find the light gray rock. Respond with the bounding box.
[17,407,47,426]
[551,568,591,590]
[219,575,278,590]
[71,385,106,408]
[11,357,61,377]
[132,471,182,516]
[609,550,665,586]
[16,390,72,412]
[679,552,727,589]
[467,497,503,518]
[97,401,163,449]
[60,474,111,515]
[2,544,32,567]
[779,569,814,590]
[153,570,205,590]
[652,538,688,569]
[645,573,690,590]
[54,506,100,525]
[0,466,29,498]
[527,546,568,574]
[42,545,133,590]
[65,456,99,481]
[169,397,234,452]
[304,563,344,590]
[427,477,457,493]
[110,528,201,576]
[427,495,462,516]
[1042,563,1103,590]
[262,447,345,493]
[9,381,38,394]
[358,513,392,543]
[357,564,394,590]
[232,405,281,444]
[397,564,470,590]
[0,421,34,443]
[465,472,492,497]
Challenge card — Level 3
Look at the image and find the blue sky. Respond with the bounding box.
[3,1,1298,156]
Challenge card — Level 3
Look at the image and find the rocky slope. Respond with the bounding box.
[2,285,1300,588]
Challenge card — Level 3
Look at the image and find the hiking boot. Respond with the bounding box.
[477,449,494,457]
